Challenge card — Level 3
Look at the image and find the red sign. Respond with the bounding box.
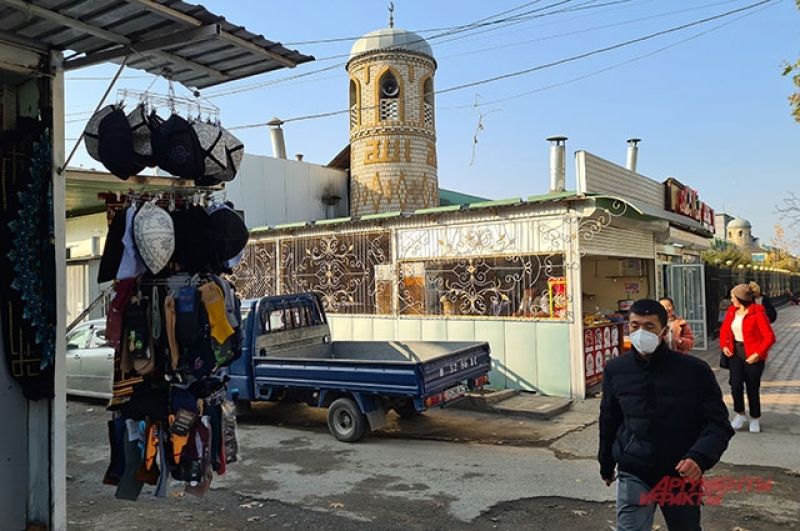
[664,178,715,233]
[584,323,624,388]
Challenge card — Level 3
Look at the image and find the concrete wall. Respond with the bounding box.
[224,154,349,228]
[328,315,573,397]
[65,212,105,258]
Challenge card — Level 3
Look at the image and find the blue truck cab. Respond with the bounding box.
[227,293,492,442]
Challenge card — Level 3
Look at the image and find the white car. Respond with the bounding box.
[66,319,113,399]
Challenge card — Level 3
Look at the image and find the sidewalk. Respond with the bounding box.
[696,304,800,429]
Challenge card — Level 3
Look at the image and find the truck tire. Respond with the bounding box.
[393,400,420,420]
[327,398,367,442]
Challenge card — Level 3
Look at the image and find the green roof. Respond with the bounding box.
[250,189,582,235]
[439,188,489,206]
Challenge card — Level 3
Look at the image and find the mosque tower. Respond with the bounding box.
[346,9,439,216]
[727,217,753,249]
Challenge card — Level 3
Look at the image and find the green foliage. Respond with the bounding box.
[701,246,752,267]
[786,1,800,122]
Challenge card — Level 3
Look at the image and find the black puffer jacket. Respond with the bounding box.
[598,342,734,486]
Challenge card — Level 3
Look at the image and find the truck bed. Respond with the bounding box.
[251,339,490,399]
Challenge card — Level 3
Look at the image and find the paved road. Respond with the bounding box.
[65,306,800,530]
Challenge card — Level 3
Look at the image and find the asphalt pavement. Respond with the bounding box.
[66,306,800,530]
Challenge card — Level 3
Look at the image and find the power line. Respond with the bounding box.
[204,0,582,99]
[439,0,778,110]
[436,0,748,61]
[437,0,774,95]
[204,0,641,100]
[281,0,551,45]
[224,0,774,129]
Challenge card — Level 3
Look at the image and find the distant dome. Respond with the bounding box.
[727,218,751,230]
[349,28,433,62]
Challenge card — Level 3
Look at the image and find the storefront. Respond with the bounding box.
[0,1,312,527]
[233,150,715,399]
[1,36,66,529]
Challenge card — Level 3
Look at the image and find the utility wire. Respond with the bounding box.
[204,0,629,99]
[439,0,778,110]
[281,0,551,45]
[437,0,774,95]
[437,0,748,60]
[225,0,774,129]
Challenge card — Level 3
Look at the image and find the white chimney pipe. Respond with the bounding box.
[547,136,568,193]
[626,138,641,173]
[267,117,287,159]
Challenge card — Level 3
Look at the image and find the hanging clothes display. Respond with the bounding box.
[0,118,56,400]
[97,190,246,500]
[82,88,244,184]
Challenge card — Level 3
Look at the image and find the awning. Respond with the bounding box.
[0,0,314,88]
[591,195,713,238]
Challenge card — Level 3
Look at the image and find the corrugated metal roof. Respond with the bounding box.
[249,191,581,235]
[0,0,313,88]
[439,188,488,206]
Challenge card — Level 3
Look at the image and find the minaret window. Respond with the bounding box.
[423,78,434,127]
[379,71,400,121]
[349,79,360,128]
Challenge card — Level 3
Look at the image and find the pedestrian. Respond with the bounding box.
[749,281,777,323]
[720,283,775,433]
[599,299,734,531]
[658,297,695,353]
[785,288,800,305]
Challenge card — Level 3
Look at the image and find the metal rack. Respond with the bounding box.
[117,88,220,122]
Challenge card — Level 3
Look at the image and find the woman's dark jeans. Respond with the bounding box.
[729,341,765,418]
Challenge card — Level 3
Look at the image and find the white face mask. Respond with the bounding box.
[630,329,662,355]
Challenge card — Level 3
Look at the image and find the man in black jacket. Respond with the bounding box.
[599,299,734,530]
[749,281,777,323]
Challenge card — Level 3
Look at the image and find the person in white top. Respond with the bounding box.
[720,284,776,434]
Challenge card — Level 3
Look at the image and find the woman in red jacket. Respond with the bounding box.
[720,284,776,433]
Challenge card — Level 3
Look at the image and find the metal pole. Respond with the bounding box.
[58,56,128,174]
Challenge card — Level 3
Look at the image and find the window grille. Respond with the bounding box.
[380,99,399,121]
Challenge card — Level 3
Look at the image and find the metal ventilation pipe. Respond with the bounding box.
[546,136,568,193]
[626,138,641,173]
[267,117,287,159]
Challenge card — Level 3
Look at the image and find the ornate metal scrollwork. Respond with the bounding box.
[397,254,568,319]
[229,241,277,300]
[280,232,391,314]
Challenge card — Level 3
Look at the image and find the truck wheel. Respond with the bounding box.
[393,400,420,420]
[235,399,252,417]
[327,398,367,443]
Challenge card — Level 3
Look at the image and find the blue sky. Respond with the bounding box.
[64,0,800,246]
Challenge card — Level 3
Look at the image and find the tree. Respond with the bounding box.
[767,224,800,271]
[701,245,752,268]
[785,1,800,122]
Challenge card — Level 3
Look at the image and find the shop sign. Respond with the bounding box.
[664,178,715,233]
[623,281,640,295]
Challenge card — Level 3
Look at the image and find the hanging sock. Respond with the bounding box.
[115,419,145,501]
[199,282,234,344]
[164,293,180,371]
[102,417,127,486]
[154,426,170,498]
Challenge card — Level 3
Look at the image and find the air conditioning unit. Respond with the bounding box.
[619,259,644,277]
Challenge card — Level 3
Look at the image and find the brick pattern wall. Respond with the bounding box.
[348,52,439,216]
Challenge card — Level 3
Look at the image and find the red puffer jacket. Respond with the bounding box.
[719,304,776,361]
